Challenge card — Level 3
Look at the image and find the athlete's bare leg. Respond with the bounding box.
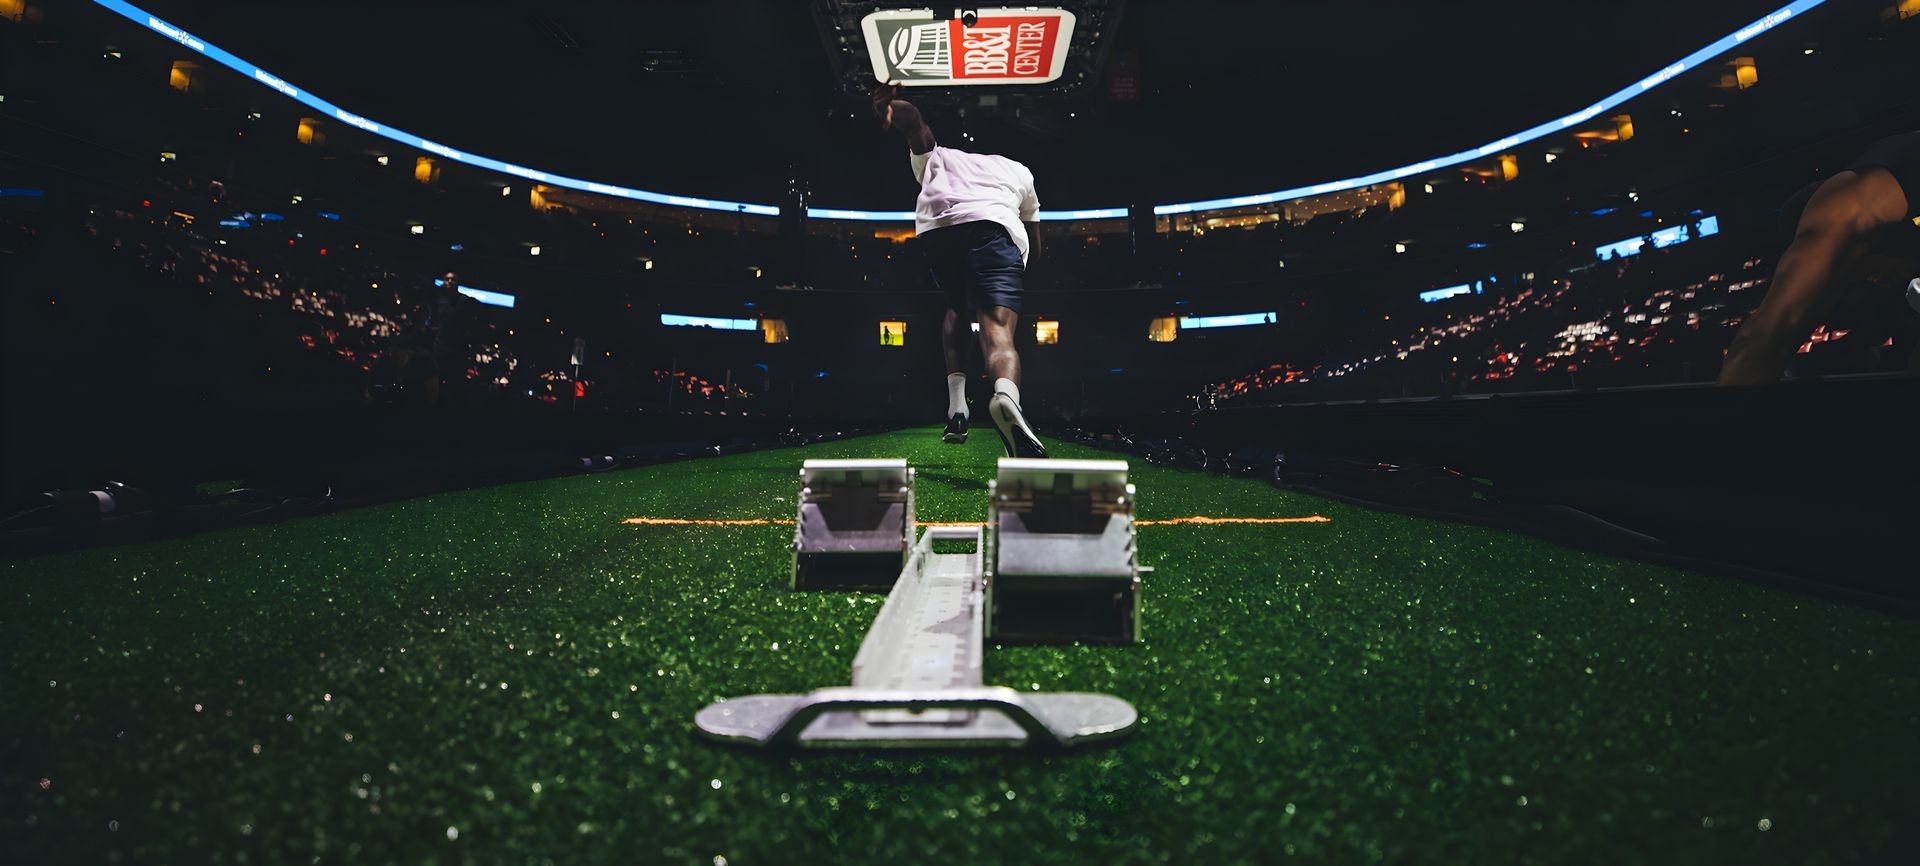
[976,305,1021,387]
[941,306,966,376]
[1719,167,1909,385]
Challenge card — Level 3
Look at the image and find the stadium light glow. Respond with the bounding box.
[661,314,757,331]
[1153,0,1825,216]
[91,0,781,217]
[1179,312,1276,330]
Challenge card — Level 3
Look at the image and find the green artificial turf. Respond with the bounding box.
[5,429,1919,864]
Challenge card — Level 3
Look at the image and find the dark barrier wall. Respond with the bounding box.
[1092,377,1919,603]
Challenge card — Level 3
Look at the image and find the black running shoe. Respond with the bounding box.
[942,412,969,443]
[987,393,1047,459]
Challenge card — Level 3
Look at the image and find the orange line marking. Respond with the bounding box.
[1139,516,1332,526]
[619,518,787,526]
[620,516,1331,527]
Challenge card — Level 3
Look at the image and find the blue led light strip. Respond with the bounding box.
[92,0,782,217]
[805,206,1130,222]
[1180,312,1276,329]
[96,0,1119,223]
[1153,0,1825,216]
[1594,215,1720,260]
[457,286,517,308]
[661,314,757,331]
[1419,285,1475,303]
[96,0,1817,225]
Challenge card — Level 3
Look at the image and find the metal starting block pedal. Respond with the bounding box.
[791,459,915,591]
[986,458,1144,644]
[698,524,1136,749]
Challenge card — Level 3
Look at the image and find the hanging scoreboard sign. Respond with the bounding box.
[862,8,1076,86]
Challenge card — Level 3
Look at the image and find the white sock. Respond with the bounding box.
[946,373,968,417]
[994,378,1021,408]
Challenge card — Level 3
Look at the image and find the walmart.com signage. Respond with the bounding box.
[863,8,1076,86]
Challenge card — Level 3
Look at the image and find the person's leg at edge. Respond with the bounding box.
[1719,167,1909,385]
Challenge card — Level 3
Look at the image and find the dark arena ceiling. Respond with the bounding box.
[114,0,1805,210]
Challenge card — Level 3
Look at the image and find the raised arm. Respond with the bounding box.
[872,81,936,154]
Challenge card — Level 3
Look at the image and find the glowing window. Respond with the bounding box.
[168,60,197,91]
[761,319,790,344]
[1034,319,1060,345]
[1147,317,1179,343]
[879,320,906,347]
[296,117,322,145]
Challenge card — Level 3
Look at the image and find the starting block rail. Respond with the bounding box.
[696,459,1141,750]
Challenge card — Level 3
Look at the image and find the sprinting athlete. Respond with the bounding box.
[873,81,1047,458]
[1720,132,1920,384]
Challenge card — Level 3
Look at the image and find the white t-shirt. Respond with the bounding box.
[910,146,1040,263]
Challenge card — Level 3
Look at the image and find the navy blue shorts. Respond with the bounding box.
[921,221,1025,315]
[1849,131,1920,221]
[1778,132,1920,247]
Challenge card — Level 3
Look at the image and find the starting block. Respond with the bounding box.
[791,459,915,591]
[696,458,1142,750]
[986,458,1143,644]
